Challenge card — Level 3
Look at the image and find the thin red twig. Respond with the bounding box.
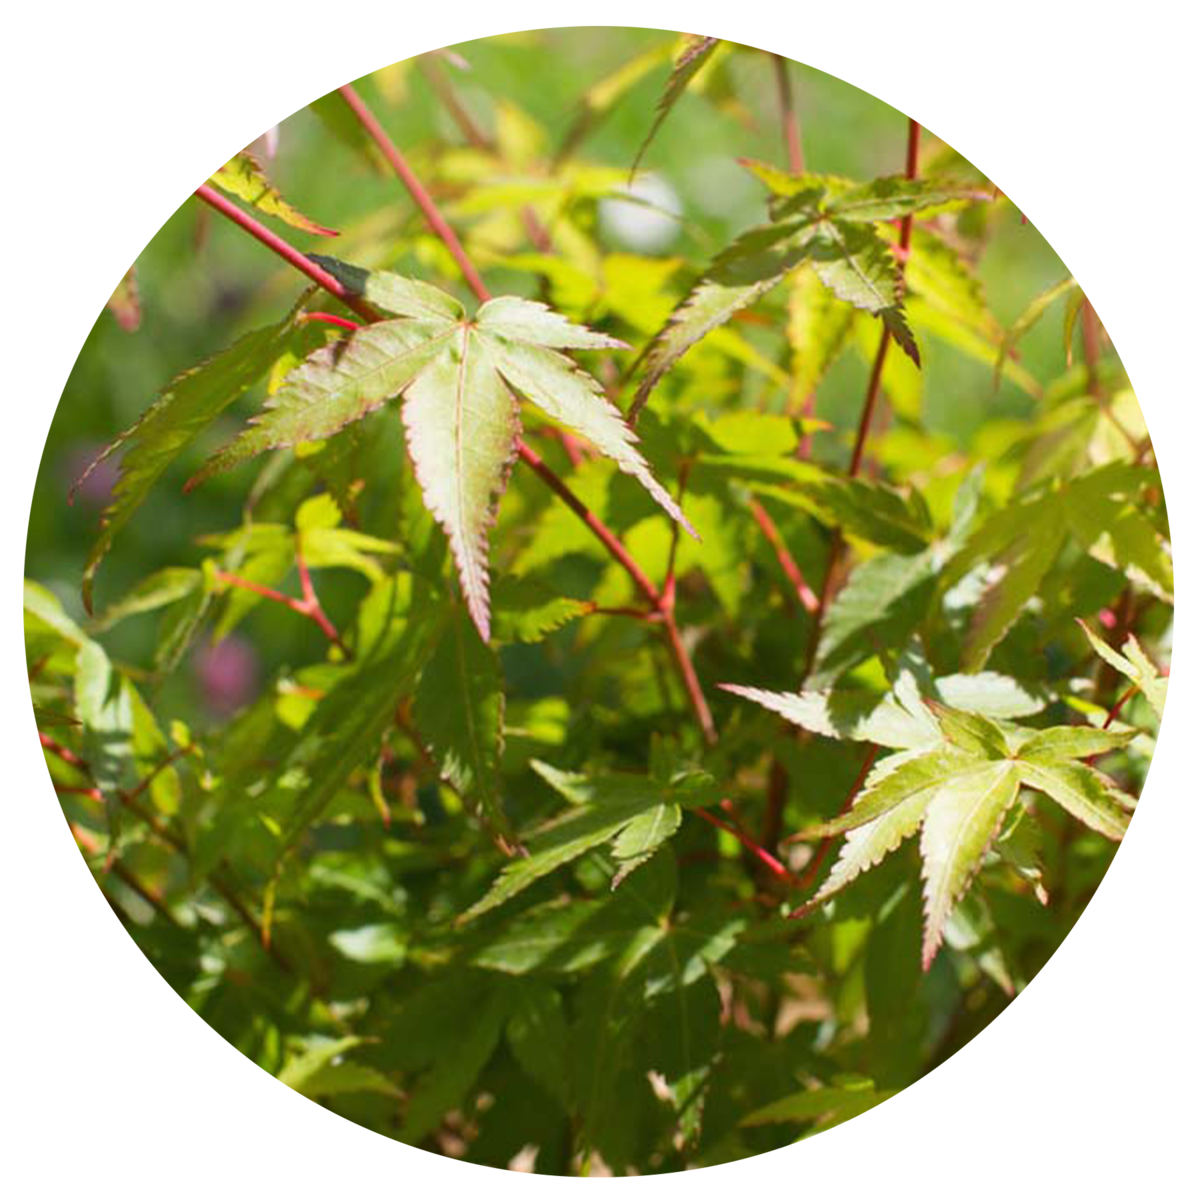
[694,806,801,888]
[749,499,819,614]
[772,54,805,174]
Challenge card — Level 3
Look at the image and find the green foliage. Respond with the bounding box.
[725,679,1136,965]
[191,263,688,639]
[29,28,1169,1177]
[631,171,984,417]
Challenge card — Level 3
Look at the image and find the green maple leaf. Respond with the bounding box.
[461,761,706,922]
[1078,620,1169,722]
[191,261,693,640]
[630,173,987,418]
[723,683,1136,967]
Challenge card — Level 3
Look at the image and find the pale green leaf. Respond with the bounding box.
[189,319,452,487]
[804,747,974,839]
[919,760,1021,967]
[930,704,1009,759]
[481,299,694,538]
[718,683,938,750]
[930,672,1046,719]
[1120,636,1169,720]
[1017,759,1132,840]
[478,294,626,349]
[630,221,819,418]
[808,786,931,905]
[1017,725,1137,761]
[308,255,465,321]
[822,176,989,224]
[401,328,521,641]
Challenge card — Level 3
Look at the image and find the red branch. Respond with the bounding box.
[750,499,819,614]
[213,545,349,657]
[695,806,801,888]
[198,88,717,745]
[331,84,717,744]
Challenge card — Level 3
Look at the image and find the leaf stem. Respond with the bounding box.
[749,498,819,614]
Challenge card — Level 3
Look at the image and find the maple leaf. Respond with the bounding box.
[461,761,708,922]
[722,682,1136,968]
[630,172,987,418]
[190,263,693,640]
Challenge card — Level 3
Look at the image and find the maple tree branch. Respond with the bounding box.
[772,54,805,174]
[694,806,801,888]
[203,93,716,745]
[202,97,644,609]
[806,119,922,673]
[194,184,380,323]
[213,551,350,658]
[749,498,819,614]
[336,83,490,303]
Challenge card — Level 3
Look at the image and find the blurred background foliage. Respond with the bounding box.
[29,26,1069,730]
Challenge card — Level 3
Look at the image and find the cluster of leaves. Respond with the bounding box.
[30,30,1170,1176]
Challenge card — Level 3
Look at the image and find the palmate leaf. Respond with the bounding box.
[725,686,1136,966]
[462,762,691,921]
[631,174,983,416]
[193,262,691,640]
[945,463,1171,670]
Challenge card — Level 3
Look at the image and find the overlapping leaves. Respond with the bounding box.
[463,760,714,921]
[724,678,1136,966]
[943,461,1172,670]
[188,261,692,640]
[631,171,987,417]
